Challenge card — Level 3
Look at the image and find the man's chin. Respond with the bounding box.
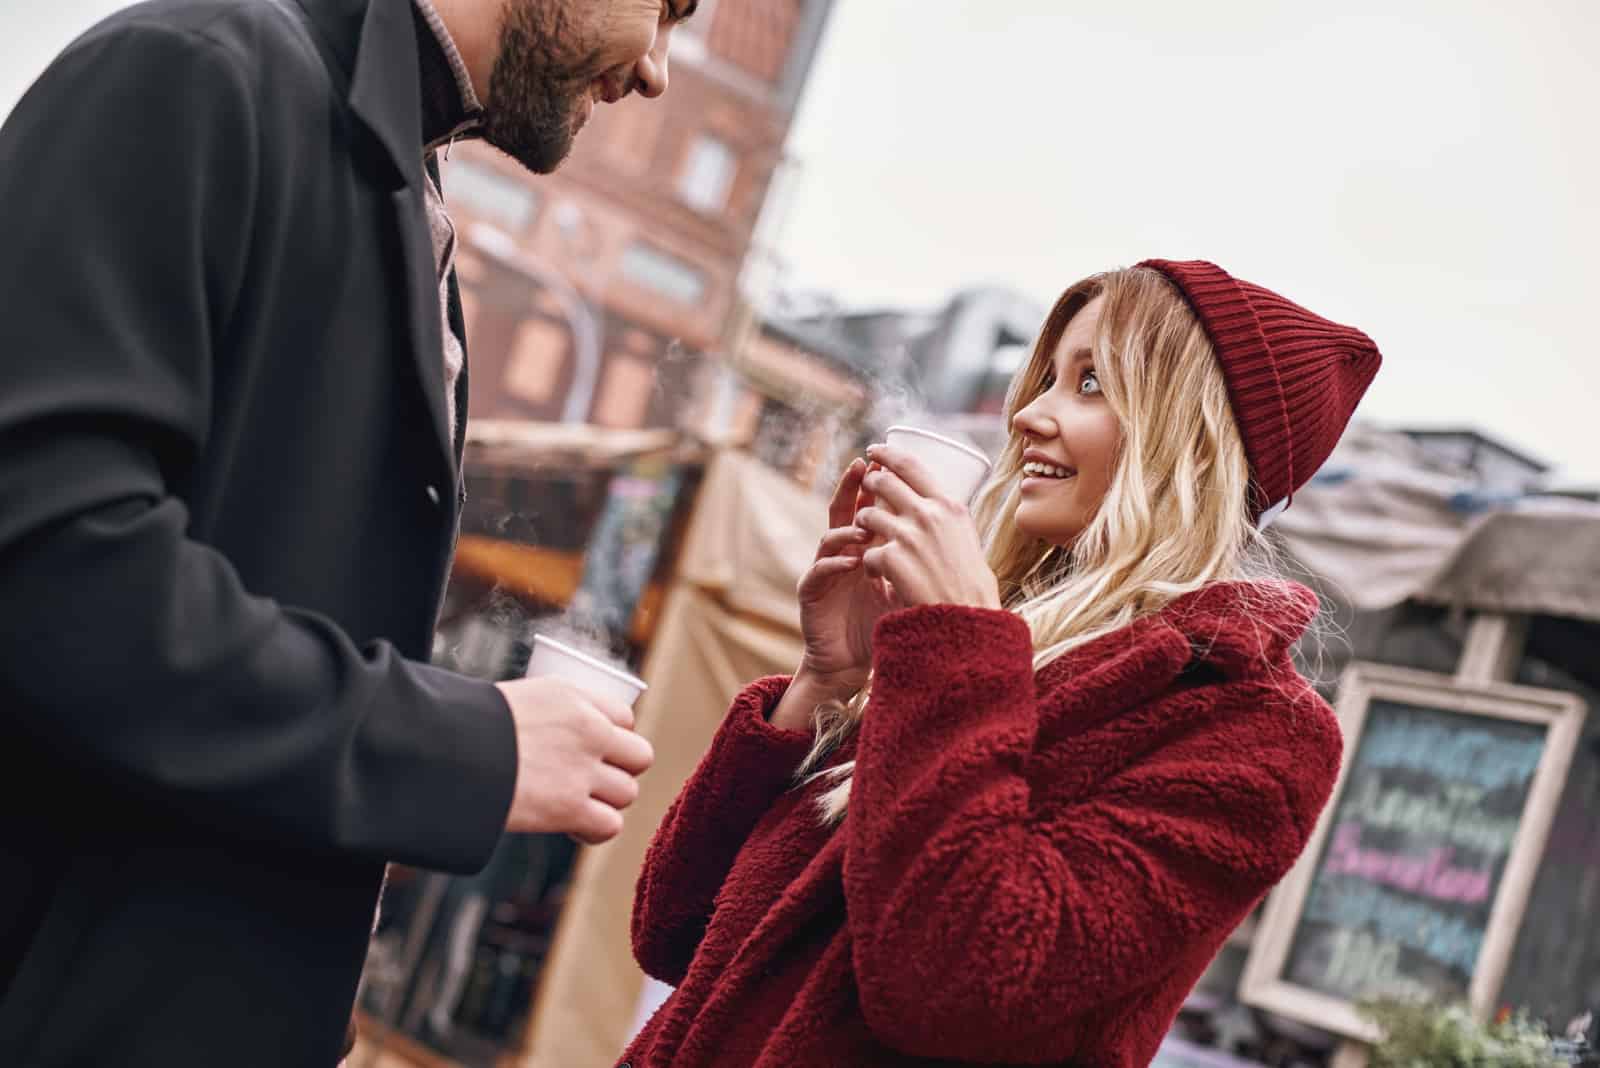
[485,127,575,176]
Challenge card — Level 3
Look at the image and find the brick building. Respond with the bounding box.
[439,0,835,432]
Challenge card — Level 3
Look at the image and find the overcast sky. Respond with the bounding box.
[6,1,1596,482]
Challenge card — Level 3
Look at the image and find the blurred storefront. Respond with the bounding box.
[354,421,707,1068]
[1185,425,1600,1066]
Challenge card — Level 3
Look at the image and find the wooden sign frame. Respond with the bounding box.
[1241,661,1587,1041]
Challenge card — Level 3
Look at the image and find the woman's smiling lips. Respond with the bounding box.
[1021,448,1075,490]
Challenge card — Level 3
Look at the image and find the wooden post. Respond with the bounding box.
[1330,611,1529,1068]
[1330,1042,1370,1068]
[1456,612,1528,686]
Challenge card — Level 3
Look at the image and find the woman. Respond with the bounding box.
[623,259,1381,1068]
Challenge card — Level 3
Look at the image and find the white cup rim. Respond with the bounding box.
[884,425,992,470]
[532,634,648,693]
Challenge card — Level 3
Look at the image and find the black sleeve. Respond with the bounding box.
[0,17,516,874]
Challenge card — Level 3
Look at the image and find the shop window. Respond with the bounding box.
[677,135,737,214]
[502,317,570,407]
[620,244,706,305]
[592,354,656,429]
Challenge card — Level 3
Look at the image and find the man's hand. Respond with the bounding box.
[494,676,655,844]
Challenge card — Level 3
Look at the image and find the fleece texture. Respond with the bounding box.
[624,582,1342,1068]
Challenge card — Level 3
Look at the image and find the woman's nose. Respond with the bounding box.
[1012,402,1054,439]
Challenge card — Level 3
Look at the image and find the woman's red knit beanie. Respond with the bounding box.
[1136,259,1382,524]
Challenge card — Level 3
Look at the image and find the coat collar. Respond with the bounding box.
[413,0,485,150]
[291,0,427,190]
[1162,580,1319,672]
[1029,581,1319,742]
[1039,580,1319,691]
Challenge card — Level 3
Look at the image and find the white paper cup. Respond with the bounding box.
[884,425,993,505]
[526,635,648,708]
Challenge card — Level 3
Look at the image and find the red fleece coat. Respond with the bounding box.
[623,582,1341,1068]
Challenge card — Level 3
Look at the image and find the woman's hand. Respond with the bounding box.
[776,458,898,731]
[855,443,1002,610]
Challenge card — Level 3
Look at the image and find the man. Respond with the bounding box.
[0,0,693,1063]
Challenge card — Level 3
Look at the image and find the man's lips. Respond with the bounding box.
[593,75,631,105]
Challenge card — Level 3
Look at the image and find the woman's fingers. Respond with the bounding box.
[860,465,921,517]
[861,542,900,583]
[854,505,910,544]
[828,458,867,528]
[812,555,862,579]
[854,460,880,516]
[814,524,871,561]
[798,553,863,601]
[866,443,942,501]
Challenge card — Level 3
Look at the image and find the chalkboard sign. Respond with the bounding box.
[1242,663,1586,1041]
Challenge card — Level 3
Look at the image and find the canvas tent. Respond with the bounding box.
[517,450,826,1067]
[1274,425,1600,623]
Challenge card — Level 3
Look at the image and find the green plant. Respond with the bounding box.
[1359,997,1563,1068]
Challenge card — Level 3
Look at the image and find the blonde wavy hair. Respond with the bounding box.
[799,266,1305,825]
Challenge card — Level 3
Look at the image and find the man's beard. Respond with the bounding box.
[480,0,592,174]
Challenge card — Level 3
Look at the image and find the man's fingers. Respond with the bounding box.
[827,457,867,528]
[570,800,625,845]
[603,725,655,776]
[590,763,641,810]
[590,693,635,730]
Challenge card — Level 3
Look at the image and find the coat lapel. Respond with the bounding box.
[310,0,454,473]
[390,182,454,472]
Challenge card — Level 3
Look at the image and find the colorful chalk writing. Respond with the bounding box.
[1324,823,1492,905]
[1338,774,1521,856]
[1304,876,1484,974]
[1358,716,1544,792]
[1282,699,1546,1004]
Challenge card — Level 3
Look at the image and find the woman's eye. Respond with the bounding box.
[1079,369,1101,395]
[1039,371,1057,391]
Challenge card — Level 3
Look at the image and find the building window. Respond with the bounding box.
[592,353,656,429]
[442,157,539,232]
[678,135,737,214]
[620,244,707,305]
[503,317,570,406]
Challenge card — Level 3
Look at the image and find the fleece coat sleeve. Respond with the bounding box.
[844,604,1315,1062]
[632,676,816,985]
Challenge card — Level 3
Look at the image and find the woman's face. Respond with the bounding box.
[1011,294,1123,546]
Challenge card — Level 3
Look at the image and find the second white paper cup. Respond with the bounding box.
[527,634,648,708]
[884,425,993,505]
